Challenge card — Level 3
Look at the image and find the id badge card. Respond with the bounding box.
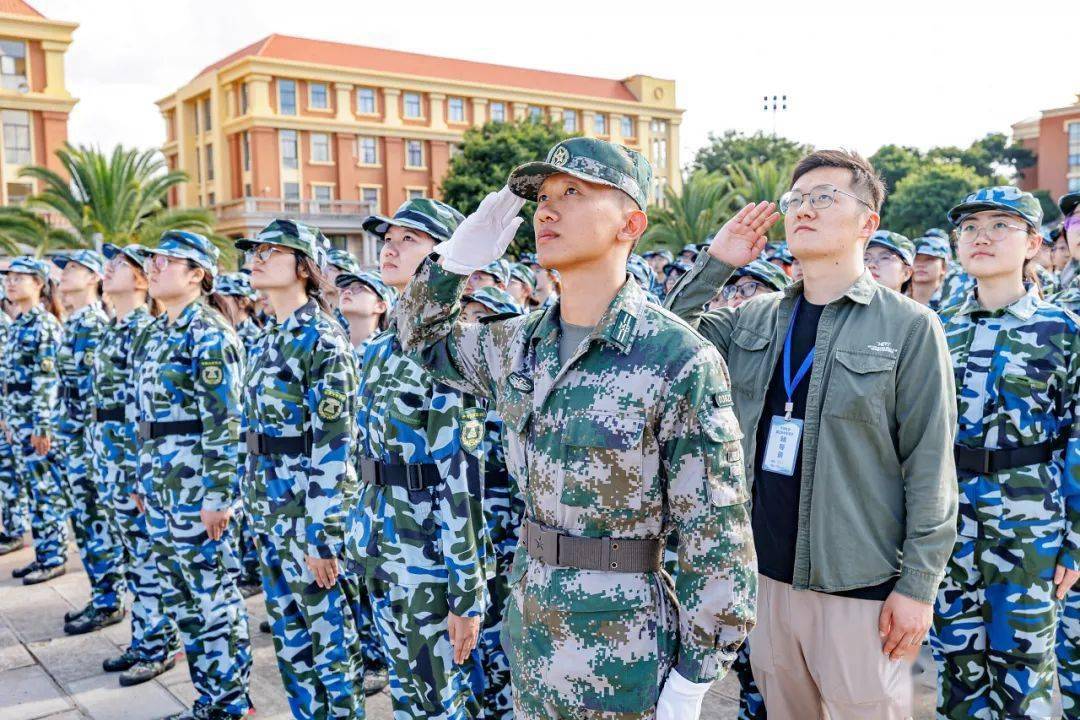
[762,416,803,476]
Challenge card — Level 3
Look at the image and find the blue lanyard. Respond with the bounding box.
[782,298,815,419]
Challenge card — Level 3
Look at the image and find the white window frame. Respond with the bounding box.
[593,113,607,136]
[280,129,298,169]
[278,78,297,115]
[357,136,378,165]
[448,96,465,123]
[310,132,332,163]
[405,140,425,169]
[403,92,423,119]
[309,81,329,110]
[357,87,377,114]
[489,102,506,123]
[2,109,31,165]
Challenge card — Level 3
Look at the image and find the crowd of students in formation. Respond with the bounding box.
[1,131,1079,720]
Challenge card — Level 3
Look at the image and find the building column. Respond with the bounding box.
[512,102,527,121]
[40,111,68,179]
[383,88,402,127]
[583,111,596,138]
[472,97,488,125]
[667,119,682,192]
[429,92,447,131]
[384,136,404,208]
[430,140,449,199]
[40,41,71,98]
[248,74,273,116]
[335,82,354,122]
[249,126,280,200]
[335,132,359,203]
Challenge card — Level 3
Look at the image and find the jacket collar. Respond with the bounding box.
[783,270,877,306]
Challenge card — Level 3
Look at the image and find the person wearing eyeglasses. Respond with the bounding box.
[134,231,252,720]
[1051,192,1080,307]
[928,187,1080,720]
[864,231,915,295]
[665,149,957,720]
[711,259,791,311]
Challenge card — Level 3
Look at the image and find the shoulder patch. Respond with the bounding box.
[317,388,347,422]
[200,359,224,386]
[459,406,485,452]
[508,371,533,393]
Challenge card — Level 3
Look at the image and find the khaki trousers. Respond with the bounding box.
[748,574,914,720]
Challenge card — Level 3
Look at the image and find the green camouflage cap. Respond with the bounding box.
[362,198,464,244]
[766,242,794,265]
[626,253,656,291]
[914,234,951,261]
[53,249,105,276]
[326,248,362,275]
[462,285,523,317]
[335,269,399,306]
[923,227,949,240]
[146,230,220,277]
[947,186,1043,229]
[868,230,915,266]
[507,137,652,210]
[214,272,258,300]
[733,258,792,292]
[476,259,511,286]
[1060,192,1080,218]
[102,242,148,271]
[508,262,536,290]
[0,255,51,282]
[236,219,322,261]
[518,252,539,266]
[642,248,673,262]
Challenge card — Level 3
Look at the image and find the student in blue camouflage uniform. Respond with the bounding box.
[460,284,524,720]
[864,230,915,294]
[335,270,397,358]
[1,257,69,585]
[931,187,1080,720]
[1049,192,1080,313]
[909,232,951,311]
[466,258,510,295]
[237,219,368,720]
[53,250,128,634]
[662,259,692,296]
[94,242,181,684]
[0,280,25,556]
[344,197,492,720]
[625,253,661,304]
[325,247,363,333]
[214,271,264,598]
[1032,229,1059,295]
[136,231,251,720]
[506,263,535,309]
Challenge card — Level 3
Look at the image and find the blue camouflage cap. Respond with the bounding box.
[1061,192,1080,218]
[923,228,949,240]
[362,197,464,244]
[0,255,51,282]
[214,272,258,300]
[508,262,536,290]
[626,253,657,291]
[642,248,673,262]
[462,285,523,317]
[53,249,105,276]
[335,269,399,306]
[663,260,693,277]
[914,234,951,261]
[102,243,149,271]
[147,230,220,277]
[236,219,323,262]
[680,244,699,257]
[476,259,510,286]
[518,252,538,266]
[325,248,362,275]
[766,243,794,265]
[868,230,915,266]
[507,137,652,210]
[947,186,1043,229]
[733,259,792,292]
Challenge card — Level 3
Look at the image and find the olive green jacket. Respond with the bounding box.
[666,253,958,604]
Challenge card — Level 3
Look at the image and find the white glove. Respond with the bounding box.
[433,186,525,275]
[656,670,711,720]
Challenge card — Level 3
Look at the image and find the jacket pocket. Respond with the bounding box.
[560,410,645,511]
[730,327,771,399]
[697,397,748,506]
[824,349,896,424]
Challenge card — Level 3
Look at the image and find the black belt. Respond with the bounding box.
[246,431,312,456]
[4,382,30,394]
[137,420,203,441]
[61,385,80,404]
[954,436,1067,474]
[92,406,124,423]
[360,457,442,491]
[521,519,663,573]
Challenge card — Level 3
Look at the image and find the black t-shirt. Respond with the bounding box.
[751,299,896,601]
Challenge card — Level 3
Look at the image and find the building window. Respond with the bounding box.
[407,188,425,200]
[207,192,216,206]
[357,87,377,114]
[244,182,252,197]
[563,110,578,133]
[283,182,300,211]
[403,92,422,118]
[357,136,377,165]
[0,40,26,91]
[1070,122,1080,174]
[311,132,331,163]
[202,99,212,131]
[280,129,298,169]
[239,83,248,115]
[651,119,668,167]
[309,82,329,110]
[621,115,634,138]
[279,79,297,115]
[489,102,506,123]
[1071,178,1080,193]
[6,182,31,204]
[448,96,465,123]
[242,131,250,171]
[312,185,332,206]
[361,187,379,212]
[528,106,543,122]
[2,110,30,165]
[406,140,424,168]
[205,145,214,180]
[594,113,607,135]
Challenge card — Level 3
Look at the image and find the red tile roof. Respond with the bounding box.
[196,34,638,102]
[0,0,42,17]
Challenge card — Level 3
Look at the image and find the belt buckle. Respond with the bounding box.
[530,527,560,567]
[406,465,424,492]
[137,421,151,440]
[245,432,260,454]
[981,450,993,475]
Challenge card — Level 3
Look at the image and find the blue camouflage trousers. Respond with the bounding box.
[258,529,365,720]
[235,508,261,586]
[475,572,513,720]
[1058,589,1080,719]
[367,577,480,720]
[931,533,1059,719]
[60,422,125,610]
[734,641,765,720]
[14,427,67,568]
[145,498,252,716]
[0,429,25,539]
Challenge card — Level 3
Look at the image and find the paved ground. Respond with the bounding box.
[0,536,944,720]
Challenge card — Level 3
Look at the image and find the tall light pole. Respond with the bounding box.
[762,94,788,137]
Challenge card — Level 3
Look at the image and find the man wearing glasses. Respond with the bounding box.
[665,149,957,719]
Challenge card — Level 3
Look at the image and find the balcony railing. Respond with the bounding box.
[212,198,376,221]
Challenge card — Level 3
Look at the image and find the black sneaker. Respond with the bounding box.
[23,564,64,584]
[119,655,176,686]
[259,619,271,634]
[64,606,124,635]
[0,535,24,555]
[65,601,94,623]
[11,560,39,579]
[237,582,262,599]
[363,667,389,696]
[103,648,140,672]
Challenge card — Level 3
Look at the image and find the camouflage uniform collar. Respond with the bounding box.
[535,277,645,355]
[67,301,104,324]
[116,304,150,327]
[955,285,1040,320]
[166,298,203,331]
[783,270,877,306]
[15,304,43,325]
[279,299,319,333]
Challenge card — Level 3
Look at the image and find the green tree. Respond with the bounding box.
[642,172,734,252]
[0,206,78,256]
[1032,189,1062,225]
[727,160,794,241]
[440,119,572,255]
[928,132,1035,181]
[882,163,988,238]
[693,130,810,175]
[868,145,924,196]
[18,144,227,261]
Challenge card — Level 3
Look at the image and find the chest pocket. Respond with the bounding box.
[499,380,534,492]
[998,360,1058,444]
[729,327,771,400]
[824,349,896,424]
[560,410,645,511]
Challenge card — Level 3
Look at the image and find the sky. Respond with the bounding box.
[35,0,1080,169]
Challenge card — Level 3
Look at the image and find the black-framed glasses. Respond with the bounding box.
[721,281,766,301]
[956,220,1029,244]
[779,184,874,214]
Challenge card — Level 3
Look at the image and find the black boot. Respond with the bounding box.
[0,535,24,555]
[363,667,389,696]
[11,560,39,579]
[119,655,176,686]
[64,606,124,635]
[237,581,262,599]
[103,648,140,673]
[65,601,94,623]
[23,564,65,584]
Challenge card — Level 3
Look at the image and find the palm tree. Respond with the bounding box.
[726,160,794,242]
[17,144,234,263]
[643,172,735,252]
[0,206,78,256]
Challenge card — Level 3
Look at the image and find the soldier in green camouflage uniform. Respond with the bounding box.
[54,250,128,634]
[930,187,1080,720]
[136,231,251,720]
[0,281,25,556]
[344,198,493,720]
[396,138,755,719]
[1,257,69,585]
[237,220,368,719]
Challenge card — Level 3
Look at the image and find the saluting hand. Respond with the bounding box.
[707,201,782,268]
[447,612,480,665]
[434,186,525,275]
